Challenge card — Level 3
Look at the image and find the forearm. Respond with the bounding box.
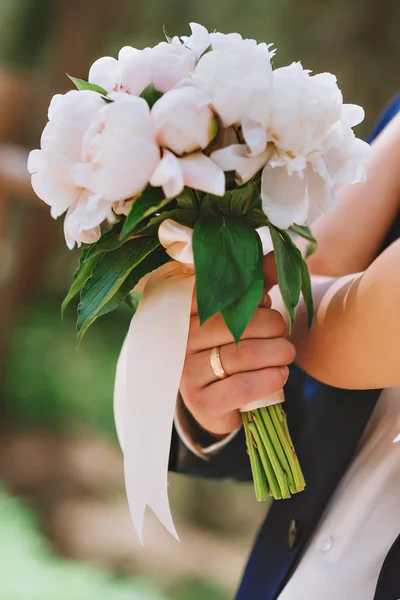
[307,113,400,277]
[272,239,400,389]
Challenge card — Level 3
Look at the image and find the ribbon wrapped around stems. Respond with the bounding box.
[114,219,283,542]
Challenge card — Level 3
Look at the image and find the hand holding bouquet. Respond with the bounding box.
[28,23,370,541]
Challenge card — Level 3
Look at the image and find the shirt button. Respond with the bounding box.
[317,535,333,553]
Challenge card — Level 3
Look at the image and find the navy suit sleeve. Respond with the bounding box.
[366,92,400,143]
[368,93,400,251]
[169,426,252,480]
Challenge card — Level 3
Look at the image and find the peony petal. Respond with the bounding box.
[158,218,194,267]
[70,162,93,188]
[27,149,45,174]
[341,104,365,128]
[256,226,273,255]
[119,48,152,96]
[261,165,309,229]
[183,23,211,58]
[211,144,271,183]
[305,164,333,225]
[242,118,268,156]
[47,94,64,120]
[118,45,140,62]
[151,86,214,155]
[88,56,121,92]
[150,150,184,198]
[63,191,110,249]
[179,152,225,196]
[310,153,334,187]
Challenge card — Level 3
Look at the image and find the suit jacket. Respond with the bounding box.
[169,92,400,600]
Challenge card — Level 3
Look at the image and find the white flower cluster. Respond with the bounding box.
[28,23,370,248]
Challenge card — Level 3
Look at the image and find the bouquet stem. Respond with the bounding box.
[242,404,305,501]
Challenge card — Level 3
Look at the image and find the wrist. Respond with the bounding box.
[180,401,227,444]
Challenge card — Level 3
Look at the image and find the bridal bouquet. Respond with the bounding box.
[28,23,370,541]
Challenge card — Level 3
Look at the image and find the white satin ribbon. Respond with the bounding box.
[114,219,281,542]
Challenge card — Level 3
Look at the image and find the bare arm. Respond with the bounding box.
[271,238,400,390]
[307,113,400,277]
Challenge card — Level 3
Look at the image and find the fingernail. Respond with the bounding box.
[280,366,289,379]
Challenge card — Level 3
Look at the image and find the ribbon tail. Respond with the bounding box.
[114,270,195,543]
[114,336,128,452]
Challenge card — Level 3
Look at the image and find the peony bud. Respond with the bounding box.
[152,87,217,155]
[89,39,196,97]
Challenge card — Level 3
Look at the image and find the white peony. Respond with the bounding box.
[88,37,196,96]
[27,90,109,248]
[71,94,160,203]
[191,37,273,129]
[28,91,162,249]
[211,61,371,230]
[152,86,217,155]
[266,64,343,168]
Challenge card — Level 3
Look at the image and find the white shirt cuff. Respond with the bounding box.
[174,394,241,461]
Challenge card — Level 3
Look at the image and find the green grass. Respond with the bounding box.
[0,487,167,600]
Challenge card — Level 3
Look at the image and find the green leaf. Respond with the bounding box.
[222,236,264,343]
[94,246,168,321]
[247,189,262,212]
[140,83,163,108]
[120,186,172,240]
[176,188,198,210]
[289,224,316,244]
[245,208,269,229]
[268,225,302,332]
[281,230,314,328]
[74,247,91,277]
[163,25,173,43]
[61,226,124,317]
[67,75,108,96]
[269,225,315,330]
[199,44,213,59]
[125,291,142,314]
[298,258,313,328]
[77,238,166,341]
[200,181,259,220]
[289,224,318,258]
[193,217,260,324]
[62,253,98,318]
[134,207,199,235]
[304,240,317,259]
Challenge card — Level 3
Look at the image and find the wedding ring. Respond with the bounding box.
[210,346,228,380]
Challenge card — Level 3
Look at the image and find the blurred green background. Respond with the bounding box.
[0,1,398,598]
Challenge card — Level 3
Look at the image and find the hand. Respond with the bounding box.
[179,254,296,436]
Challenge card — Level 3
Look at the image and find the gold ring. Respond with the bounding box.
[210,346,228,380]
